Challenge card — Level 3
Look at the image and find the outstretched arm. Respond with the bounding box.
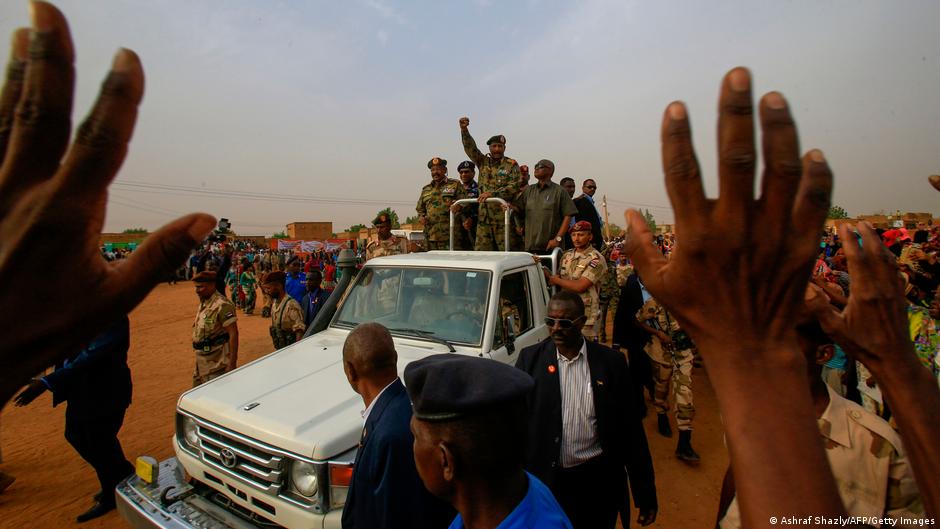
[459,116,484,166]
[624,67,843,527]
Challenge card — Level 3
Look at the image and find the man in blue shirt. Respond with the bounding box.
[301,270,331,327]
[284,258,307,304]
[405,354,573,529]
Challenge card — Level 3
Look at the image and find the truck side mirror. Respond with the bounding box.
[505,316,516,355]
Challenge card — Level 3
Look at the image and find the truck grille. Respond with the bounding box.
[193,419,286,493]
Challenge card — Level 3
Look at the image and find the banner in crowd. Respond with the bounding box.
[275,239,351,252]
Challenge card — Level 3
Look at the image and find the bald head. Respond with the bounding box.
[343,322,398,379]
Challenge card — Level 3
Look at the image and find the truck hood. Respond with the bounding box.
[177,328,457,460]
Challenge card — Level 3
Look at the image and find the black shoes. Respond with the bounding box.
[657,413,672,437]
[676,430,701,463]
[76,500,116,522]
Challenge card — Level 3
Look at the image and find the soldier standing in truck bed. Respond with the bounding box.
[459,117,521,251]
[417,157,467,251]
[191,271,240,387]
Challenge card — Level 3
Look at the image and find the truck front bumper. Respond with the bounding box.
[117,457,342,529]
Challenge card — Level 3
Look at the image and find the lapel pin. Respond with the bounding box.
[547,365,557,374]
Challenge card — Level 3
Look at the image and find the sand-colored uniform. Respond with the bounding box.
[270,295,305,349]
[720,386,924,528]
[559,246,608,339]
[192,291,237,387]
[417,178,467,250]
[365,236,408,262]
[637,296,695,430]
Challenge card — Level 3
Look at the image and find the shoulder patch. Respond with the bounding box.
[589,259,599,268]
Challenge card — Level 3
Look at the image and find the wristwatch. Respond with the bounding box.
[554,236,563,243]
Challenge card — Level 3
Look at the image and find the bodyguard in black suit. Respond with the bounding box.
[572,179,604,250]
[612,272,655,415]
[516,292,657,528]
[341,323,453,529]
[14,316,134,522]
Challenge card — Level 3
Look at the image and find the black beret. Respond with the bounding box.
[486,135,506,146]
[262,270,286,284]
[427,157,447,169]
[404,354,534,422]
[193,271,217,283]
[457,160,475,171]
[373,213,391,226]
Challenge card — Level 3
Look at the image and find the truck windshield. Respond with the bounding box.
[332,267,491,346]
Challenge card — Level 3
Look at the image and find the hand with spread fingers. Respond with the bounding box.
[623,67,845,525]
[808,222,940,517]
[0,2,215,406]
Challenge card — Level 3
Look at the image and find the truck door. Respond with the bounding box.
[488,269,548,365]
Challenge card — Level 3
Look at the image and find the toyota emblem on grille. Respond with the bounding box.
[219,448,237,468]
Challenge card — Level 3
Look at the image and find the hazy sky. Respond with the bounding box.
[1,1,937,235]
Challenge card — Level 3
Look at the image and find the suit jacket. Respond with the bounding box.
[342,379,454,529]
[572,195,604,250]
[43,316,132,416]
[301,288,331,327]
[612,274,647,351]
[515,338,657,512]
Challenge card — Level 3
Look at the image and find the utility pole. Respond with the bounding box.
[602,194,611,242]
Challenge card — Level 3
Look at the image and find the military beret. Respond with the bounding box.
[571,220,592,233]
[486,135,506,146]
[457,160,475,171]
[262,270,286,284]
[404,354,534,422]
[373,213,391,226]
[193,271,217,283]
[427,157,447,169]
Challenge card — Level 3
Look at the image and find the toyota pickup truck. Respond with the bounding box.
[117,245,558,529]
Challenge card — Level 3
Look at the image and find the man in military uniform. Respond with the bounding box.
[459,117,521,251]
[191,271,240,387]
[545,221,608,341]
[456,160,479,250]
[636,289,698,461]
[262,271,306,350]
[365,213,408,262]
[417,157,467,250]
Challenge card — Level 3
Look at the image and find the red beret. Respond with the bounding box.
[571,220,592,233]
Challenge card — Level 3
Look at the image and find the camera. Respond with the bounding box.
[207,218,231,243]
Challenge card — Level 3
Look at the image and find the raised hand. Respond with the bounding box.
[459,116,469,130]
[0,2,215,405]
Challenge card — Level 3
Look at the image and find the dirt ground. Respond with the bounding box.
[0,282,728,528]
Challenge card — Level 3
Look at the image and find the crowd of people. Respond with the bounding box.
[2,3,940,529]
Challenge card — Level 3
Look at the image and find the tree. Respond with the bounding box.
[403,215,420,225]
[827,205,850,219]
[643,209,657,233]
[122,227,148,234]
[348,224,366,233]
[271,231,288,239]
[607,223,623,237]
[375,207,401,229]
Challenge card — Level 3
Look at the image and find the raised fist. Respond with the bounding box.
[459,117,470,129]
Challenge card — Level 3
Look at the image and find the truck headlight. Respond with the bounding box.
[290,460,319,497]
[181,416,199,449]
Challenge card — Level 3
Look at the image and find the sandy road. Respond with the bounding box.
[1,282,728,528]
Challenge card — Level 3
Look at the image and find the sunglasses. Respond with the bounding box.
[544,316,585,328]
[585,185,596,189]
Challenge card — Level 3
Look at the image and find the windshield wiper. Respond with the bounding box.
[388,328,456,352]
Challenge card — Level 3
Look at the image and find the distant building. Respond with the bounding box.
[286,222,333,240]
[825,211,933,231]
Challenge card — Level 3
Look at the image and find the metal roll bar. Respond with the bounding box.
[448,197,511,252]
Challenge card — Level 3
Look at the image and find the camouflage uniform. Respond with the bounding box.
[719,386,923,528]
[559,246,608,339]
[365,236,408,262]
[269,295,305,350]
[461,130,521,251]
[417,177,467,250]
[637,297,695,430]
[192,291,237,387]
[597,256,619,343]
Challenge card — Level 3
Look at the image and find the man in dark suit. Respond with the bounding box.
[340,323,453,529]
[612,271,655,416]
[301,270,331,327]
[14,316,134,522]
[572,179,604,250]
[516,291,657,528]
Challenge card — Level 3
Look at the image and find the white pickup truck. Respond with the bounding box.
[117,246,557,529]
